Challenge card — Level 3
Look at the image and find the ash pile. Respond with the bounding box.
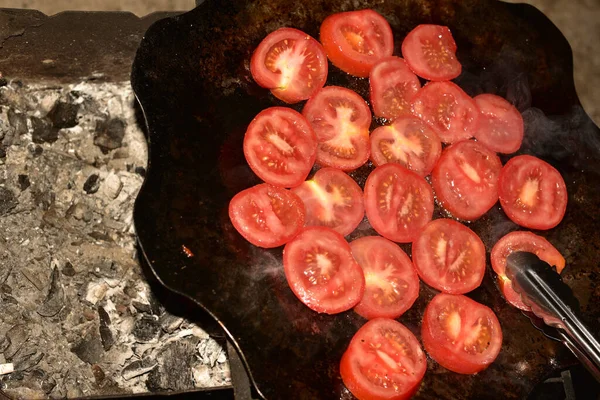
[0,79,230,399]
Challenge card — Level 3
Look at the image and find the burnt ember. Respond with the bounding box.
[0,80,231,398]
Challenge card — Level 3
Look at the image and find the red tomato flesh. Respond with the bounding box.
[364,163,434,243]
[303,86,372,171]
[473,94,524,154]
[422,293,503,374]
[412,81,480,144]
[369,56,421,121]
[320,9,394,77]
[498,155,568,230]
[243,107,317,188]
[291,167,364,236]
[412,219,486,294]
[402,24,461,81]
[350,236,420,320]
[340,318,426,400]
[283,226,365,314]
[370,116,442,177]
[250,27,328,104]
[228,183,305,248]
[491,231,565,310]
[431,140,502,221]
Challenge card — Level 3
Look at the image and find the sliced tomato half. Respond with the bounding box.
[474,94,524,154]
[412,219,486,294]
[350,236,420,320]
[320,9,394,77]
[250,27,328,103]
[303,86,371,171]
[364,163,434,243]
[370,116,442,177]
[283,226,365,314]
[228,183,305,248]
[402,24,461,81]
[422,294,503,374]
[412,81,480,144]
[340,318,427,400]
[431,140,502,221]
[498,155,568,230]
[369,56,421,121]
[291,167,364,236]
[243,107,317,188]
[491,231,565,310]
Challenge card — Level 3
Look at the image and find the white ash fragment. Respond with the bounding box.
[197,338,226,368]
[0,363,14,376]
[122,359,157,381]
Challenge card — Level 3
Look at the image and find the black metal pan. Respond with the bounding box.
[130,0,600,398]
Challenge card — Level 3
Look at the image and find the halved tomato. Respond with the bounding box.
[243,107,317,188]
[340,318,426,400]
[412,219,486,294]
[228,183,305,248]
[412,81,480,144]
[498,155,568,230]
[422,293,503,374]
[350,236,420,319]
[474,94,524,154]
[320,9,394,77]
[491,231,565,310]
[283,226,365,314]
[431,140,502,221]
[291,167,364,236]
[369,56,421,121]
[370,116,442,177]
[303,86,371,171]
[364,163,434,243]
[402,24,461,81]
[250,27,328,104]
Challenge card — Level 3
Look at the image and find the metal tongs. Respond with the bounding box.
[505,252,600,382]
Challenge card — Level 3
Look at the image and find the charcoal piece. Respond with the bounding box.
[13,348,44,372]
[122,359,157,380]
[27,143,43,156]
[134,166,146,176]
[46,101,79,129]
[146,340,196,392]
[0,146,6,158]
[31,116,58,144]
[132,315,160,343]
[62,262,76,277]
[94,118,126,153]
[4,324,28,359]
[91,364,105,385]
[17,174,30,191]
[0,283,11,294]
[131,301,151,313]
[98,307,114,351]
[37,266,65,317]
[159,314,183,334]
[0,78,6,87]
[83,174,100,194]
[0,186,17,216]
[0,265,11,284]
[90,258,120,279]
[71,331,104,364]
[7,109,27,137]
[0,335,10,353]
[41,374,57,394]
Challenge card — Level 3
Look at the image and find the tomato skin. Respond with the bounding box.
[364,163,434,243]
[303,86,372,171]
[350,236,420,319]
[431,140,502,221]
[228,183,305,248]
[422,294,503,374]
[250,27,328,104]
[491,231,565,310]
[283,226,365,314]
[291,167,364,236]
[411,81,480,144]
[340,318,426,400]
[243,107,317,188]
[473,94,524,154]
[369,56,421,121]
[401,24,461,81]
[369,116,442,177]
[320,10,394,78]
[412,219,486,294]
[498,155,568,230]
